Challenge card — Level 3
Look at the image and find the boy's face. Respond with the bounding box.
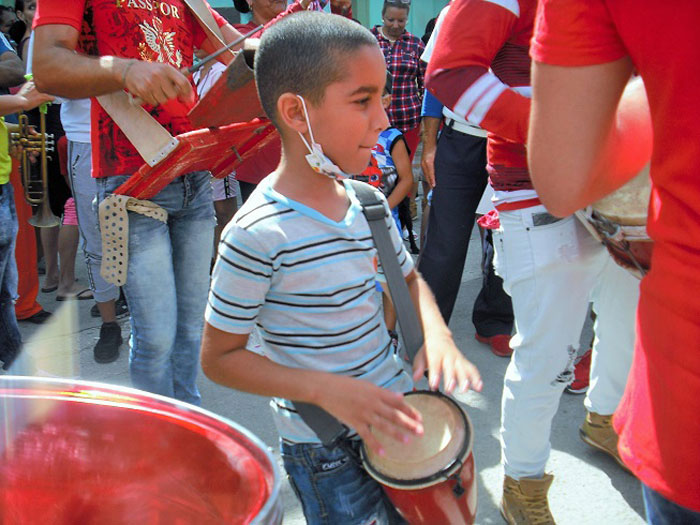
[304,45,390,175]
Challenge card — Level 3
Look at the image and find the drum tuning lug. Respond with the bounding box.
[452,478,465,498]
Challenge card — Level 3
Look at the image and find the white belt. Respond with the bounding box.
[444,118,488,138]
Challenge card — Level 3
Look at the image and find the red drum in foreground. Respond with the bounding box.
[0,376,282,524]
[362,391,476,524]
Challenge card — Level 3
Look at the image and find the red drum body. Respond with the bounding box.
[362,391,477,524]
[586,165,653,279]
[0,376,282,524]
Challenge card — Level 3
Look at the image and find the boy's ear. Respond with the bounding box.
[276,93,309,135]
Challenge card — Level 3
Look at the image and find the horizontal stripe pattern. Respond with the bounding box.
[206,178,415,443]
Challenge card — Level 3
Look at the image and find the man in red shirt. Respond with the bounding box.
[426,0,641,522]
[529,1,700,522]
[31,1,244,406]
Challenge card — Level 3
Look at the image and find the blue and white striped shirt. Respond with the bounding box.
[206,177,414,443]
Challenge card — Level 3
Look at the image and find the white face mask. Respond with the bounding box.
[296,95,350,181]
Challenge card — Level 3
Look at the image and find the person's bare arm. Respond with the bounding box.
[0,51,25,89]
[0,81,53,116]
[201,325,424,454]
[420,116,440,188]
[33,24,191,106]
[387,138,414,209]
[528,58,652,217]
[407,270,482,393]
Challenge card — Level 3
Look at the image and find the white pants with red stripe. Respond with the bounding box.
[493,205,640,480]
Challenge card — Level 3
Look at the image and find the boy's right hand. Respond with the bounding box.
[317,375,424,456]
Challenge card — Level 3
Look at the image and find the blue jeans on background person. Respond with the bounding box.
[68,141,120,304]
[643,484,700,524]
[95,171,215,405]
[0,182,21,369]
[281,440,406,525]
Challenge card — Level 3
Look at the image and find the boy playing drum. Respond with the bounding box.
[201,12,481,524]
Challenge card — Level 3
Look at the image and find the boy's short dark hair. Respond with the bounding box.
[255,11,380,128]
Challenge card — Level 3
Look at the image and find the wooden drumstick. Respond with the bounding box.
[128,24,264,108]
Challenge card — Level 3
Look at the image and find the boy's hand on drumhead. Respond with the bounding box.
[413,335,483,395]
[319,376,423,456]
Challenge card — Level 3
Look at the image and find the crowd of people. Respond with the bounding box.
[0,0,697,524]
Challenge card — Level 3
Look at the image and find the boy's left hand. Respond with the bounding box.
[412,333,482,394]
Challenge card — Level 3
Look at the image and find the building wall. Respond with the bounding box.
[352,0,447,38]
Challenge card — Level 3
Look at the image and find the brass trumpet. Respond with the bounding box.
[11,111,59,227]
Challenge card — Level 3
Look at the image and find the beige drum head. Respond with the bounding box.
[592,164,650,226]
[363,391,469,483]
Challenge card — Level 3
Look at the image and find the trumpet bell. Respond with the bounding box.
[28,200,60,228]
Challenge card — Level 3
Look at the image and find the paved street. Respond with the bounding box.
[15,219,645,524]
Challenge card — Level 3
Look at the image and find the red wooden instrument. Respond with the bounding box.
[114,119,276,200]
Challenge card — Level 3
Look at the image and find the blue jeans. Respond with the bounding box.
[0,182,20,369]
[643,484,700,524]
[95,172,214,405]
[67,141,119,304]
[281,440,406,525]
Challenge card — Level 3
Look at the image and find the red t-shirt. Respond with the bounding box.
[34,0,226,178]
[532,0,700,512]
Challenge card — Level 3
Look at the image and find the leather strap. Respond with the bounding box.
[183,0,236,63]
[96,91,179,167]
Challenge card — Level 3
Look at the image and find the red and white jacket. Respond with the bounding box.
[426,0,537,208]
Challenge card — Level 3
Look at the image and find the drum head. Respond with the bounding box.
[592,165,650,226]
[362,391,471,487]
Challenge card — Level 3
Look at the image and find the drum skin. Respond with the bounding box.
[362,391,477,525]
[590,165,653,276]
[0,376,282,525]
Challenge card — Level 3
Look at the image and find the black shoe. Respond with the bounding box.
[94,322,122,364]
[19,309,52,324]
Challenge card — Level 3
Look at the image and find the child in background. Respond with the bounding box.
[354,71,413,237]
[201,12,481,524]
[352,70,414,351]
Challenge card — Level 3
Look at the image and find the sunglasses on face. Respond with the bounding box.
[386,0,411,5]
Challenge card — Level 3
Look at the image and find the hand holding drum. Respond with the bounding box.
[317,375,424,457]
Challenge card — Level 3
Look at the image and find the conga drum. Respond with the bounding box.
[0,376,282,524]
[361,391,476,524]
[582,165,653,279]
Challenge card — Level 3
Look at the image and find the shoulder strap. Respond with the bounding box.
[292,179,424,447]
[346,179,424,359]
[182,0,236,63]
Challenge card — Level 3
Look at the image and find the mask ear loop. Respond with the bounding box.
[296,95,317,153]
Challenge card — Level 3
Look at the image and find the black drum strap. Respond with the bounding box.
[293,180,424,447]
